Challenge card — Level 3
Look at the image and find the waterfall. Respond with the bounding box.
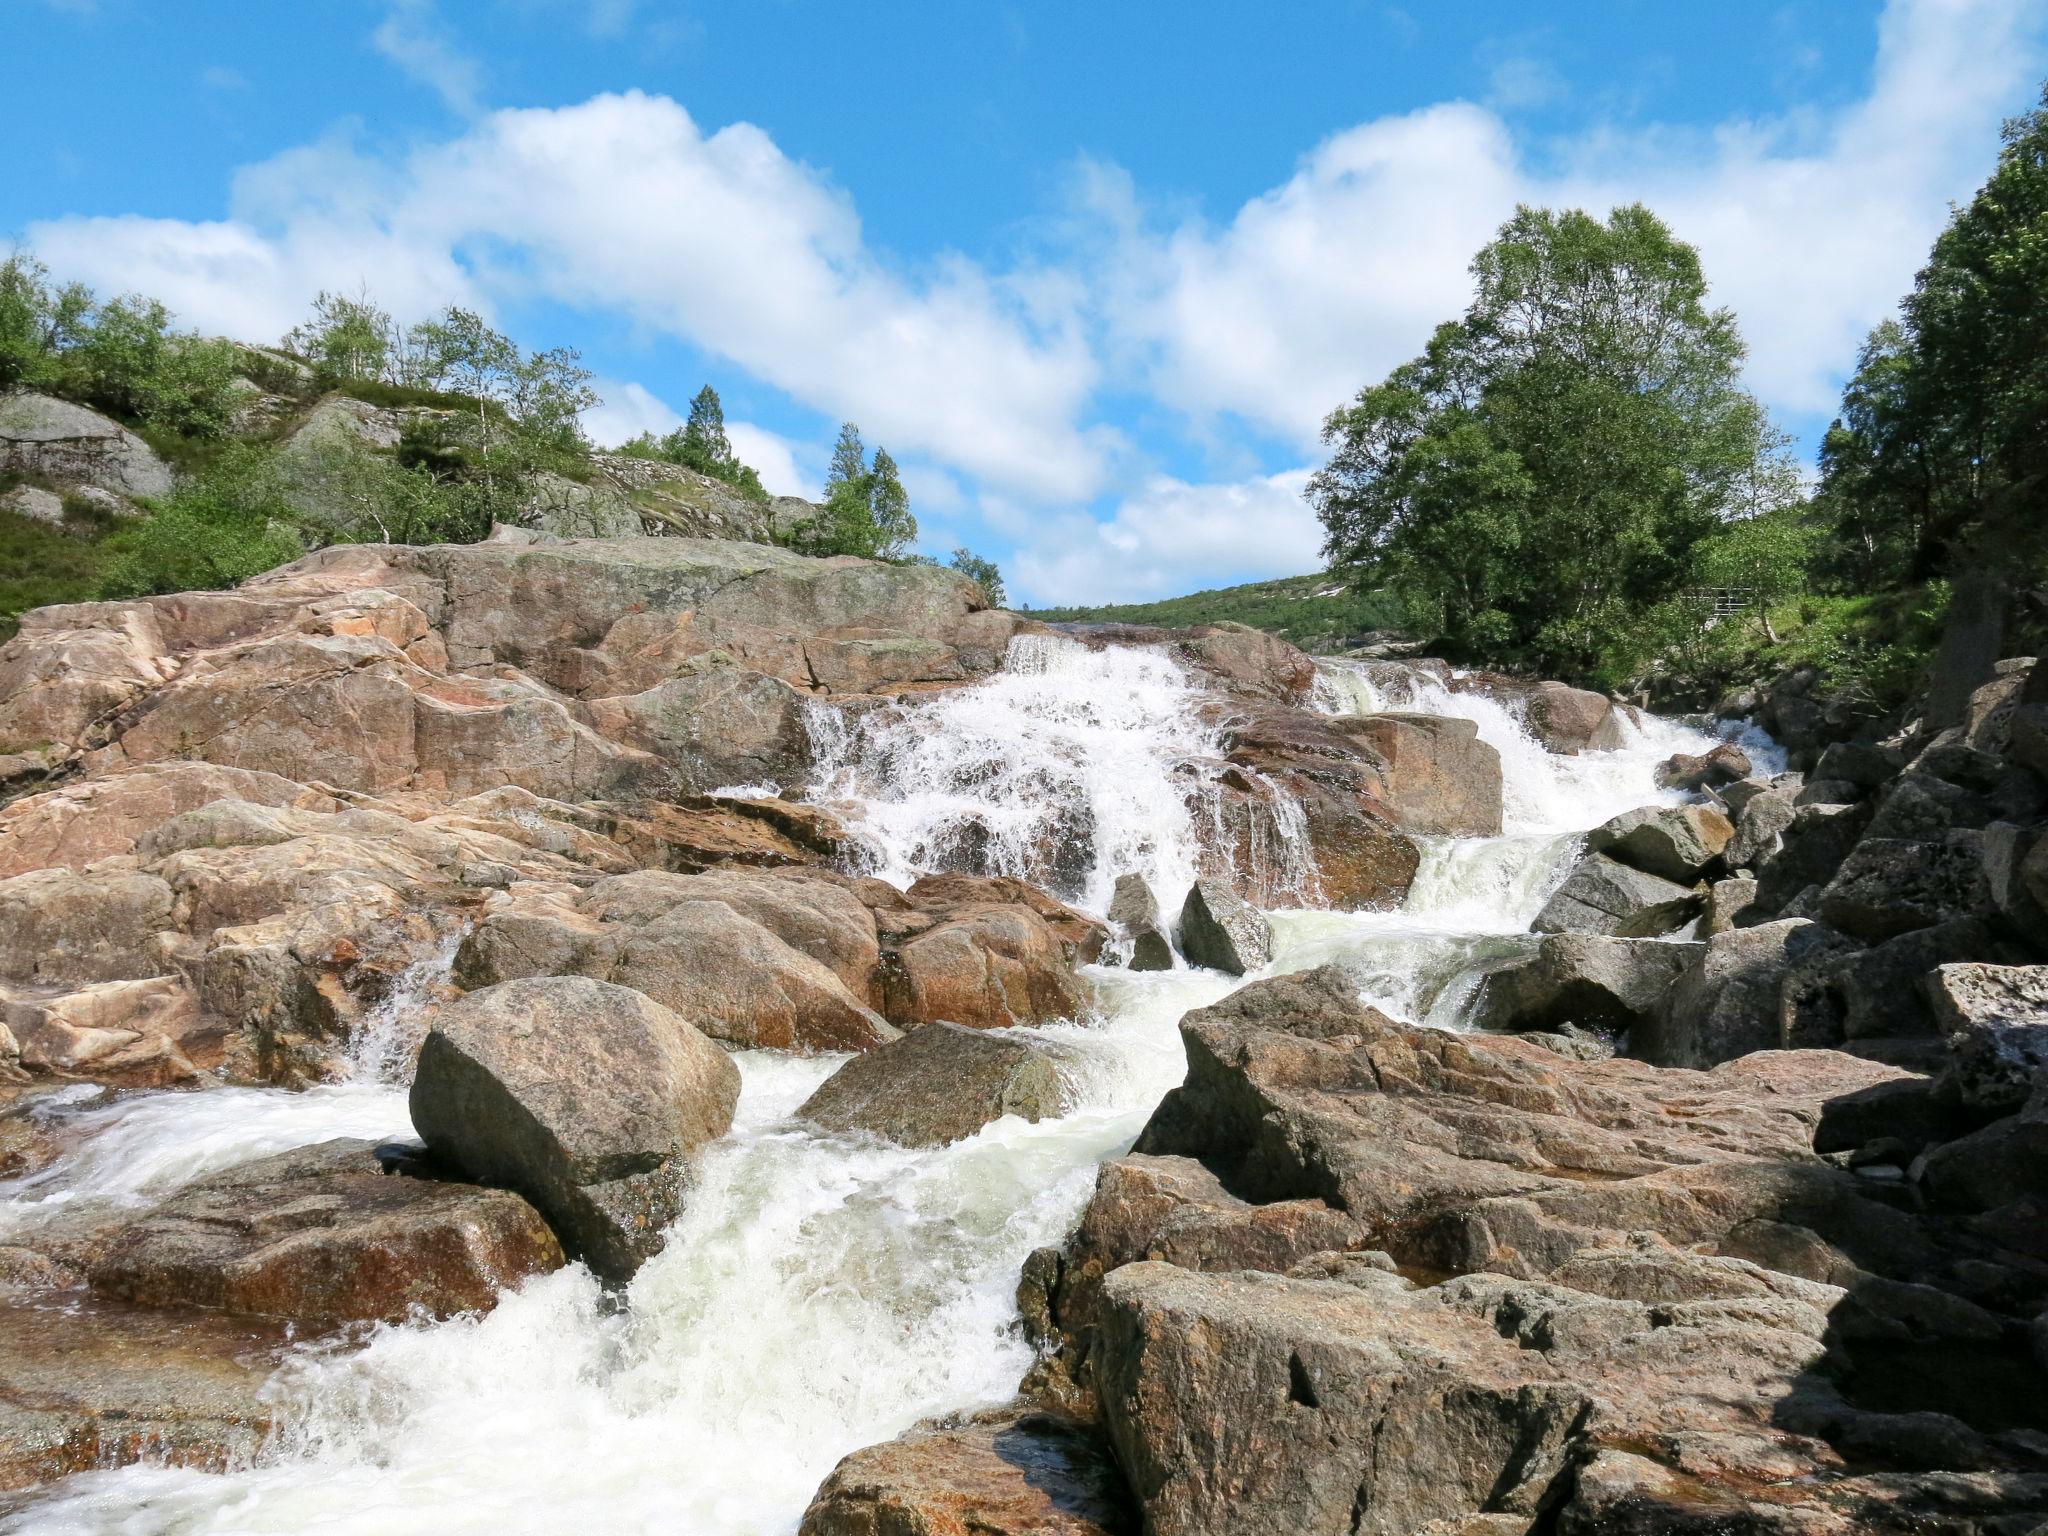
[5,640,1765,1536]
[805,633,1227,915]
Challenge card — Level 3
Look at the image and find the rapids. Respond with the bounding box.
[0,643,1748,1535]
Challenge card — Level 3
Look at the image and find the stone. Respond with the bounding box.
[0,484,65,528]
[1522,681,1625,754]
[0,392,174,500]
[1924,963,2048,1116]
[1754,801,1875,916]
[1176,879,1271,975]
[0,867,173,985]
[1781,919,2003,1049]
[1796,777,1866,806]
[1636,919,1860,1068]
[1653,742,1751,791]
[798,1408,1135,1536]
[1331,713,1503,837]
[1817,833,1995,942]
[1700,876,1759,936]
[1585,803,1735,883]
[79,1138,563,1324]
[1108,874,1172,971]
[409,977,741,1282]
[0,764,337,878]
[1725,780,1800,870]
[0,1297,284,1490]
[797,1023,1066,1148]
[1471,934,1700,1036]
[2,974,207,1083]
[1813,740,1907,790]
[1531,854,1698,938]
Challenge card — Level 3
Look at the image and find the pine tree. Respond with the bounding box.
[868,447,916,560]
[681,384,732,468]
[825,422,867,495]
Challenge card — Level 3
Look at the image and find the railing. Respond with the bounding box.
[1685,587,1754,617]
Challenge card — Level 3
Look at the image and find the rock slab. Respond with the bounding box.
[798,1022,1065,1148]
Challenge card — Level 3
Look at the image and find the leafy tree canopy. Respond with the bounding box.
[948,547,1005,606]
[1310,203,1795,676]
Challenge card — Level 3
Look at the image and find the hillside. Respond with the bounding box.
[1031,571,1403,653]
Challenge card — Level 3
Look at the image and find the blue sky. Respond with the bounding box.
[8,0,2045,603]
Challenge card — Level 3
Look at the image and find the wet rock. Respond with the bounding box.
[2,974,208,1084]
[1531,853,1698,938]
[799,1408,1135,1536]
[1925,963,2048,1116]
[1585,803,1734,883]
[797,1022,1065,1148]
[409,976,740,1282]
[1333,713,1503,837]
[880,879,1096,1030]
[1653,742,1750,791]
[80,1138,563,1324]
[0,1296,283,1491]
[1471,934,1700,1036]
[1108,874,1172,971]
[1637,919,1859,1069]
[1522,681,1627,754]
[1176,879,1271,975]
[1817,833,1996,942]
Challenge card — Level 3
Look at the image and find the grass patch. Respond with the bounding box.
[0,508,120,641]
[1032,572,1405,653]
[334,378,489,414]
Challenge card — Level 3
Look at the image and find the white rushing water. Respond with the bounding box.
[4,645,1744,1535]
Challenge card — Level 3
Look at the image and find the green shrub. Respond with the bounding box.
[99,446,305,598]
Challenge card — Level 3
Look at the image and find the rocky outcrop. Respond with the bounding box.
[71,1138,562,1324]
[0,392,173,500]
[1653,741,1750,791]
[1925,962,2048,1115]
[1024,965,2048,1536]
[409,976,740,1282]
[799,1408,1135,1536]
[798,1022,1066,1147]
[1636,919,1860,1068]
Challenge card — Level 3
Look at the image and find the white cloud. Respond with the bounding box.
[1101,0,2045,444]
[27,92,1105,502]
[580,379,679,446]
[372,0,484,116]
[725,421,820,501]
[1009,469,1322,606]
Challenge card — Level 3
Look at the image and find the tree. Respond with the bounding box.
[285,288,393,384]
[682,384,733,468]
[949,548,1005,606]
[1817,86,2048,598]
[1310,203,1793,677]
[0,251,91,391]
[867,447,916,559]
[826,421,867,496]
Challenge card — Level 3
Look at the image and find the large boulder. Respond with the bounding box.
[1531,854,1697,938]
[0,867,174,984]
[1522,681,1628,754]
[1635,919,1859,1068]
[1924,963,2048,1116]
[1330,713,1503,837]
[0,392,173,499]
[1470,934,1700,1036]
[408,977,741,1282]
[77,1138,563,1324]
[1176,879,1271,976]
[797,1022,1065,1147]
[1817,832,1996,942]
[1585,802,1734,883]
[799,1408,1135,1536]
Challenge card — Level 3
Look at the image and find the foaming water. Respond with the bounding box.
[13,972,1231,1536]
[806,633,1226,914]
[1312,659,1734,835]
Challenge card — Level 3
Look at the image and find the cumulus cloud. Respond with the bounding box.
[725,421,820,501]
[1009,469,1322,606]
[1100,0,2045,445]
